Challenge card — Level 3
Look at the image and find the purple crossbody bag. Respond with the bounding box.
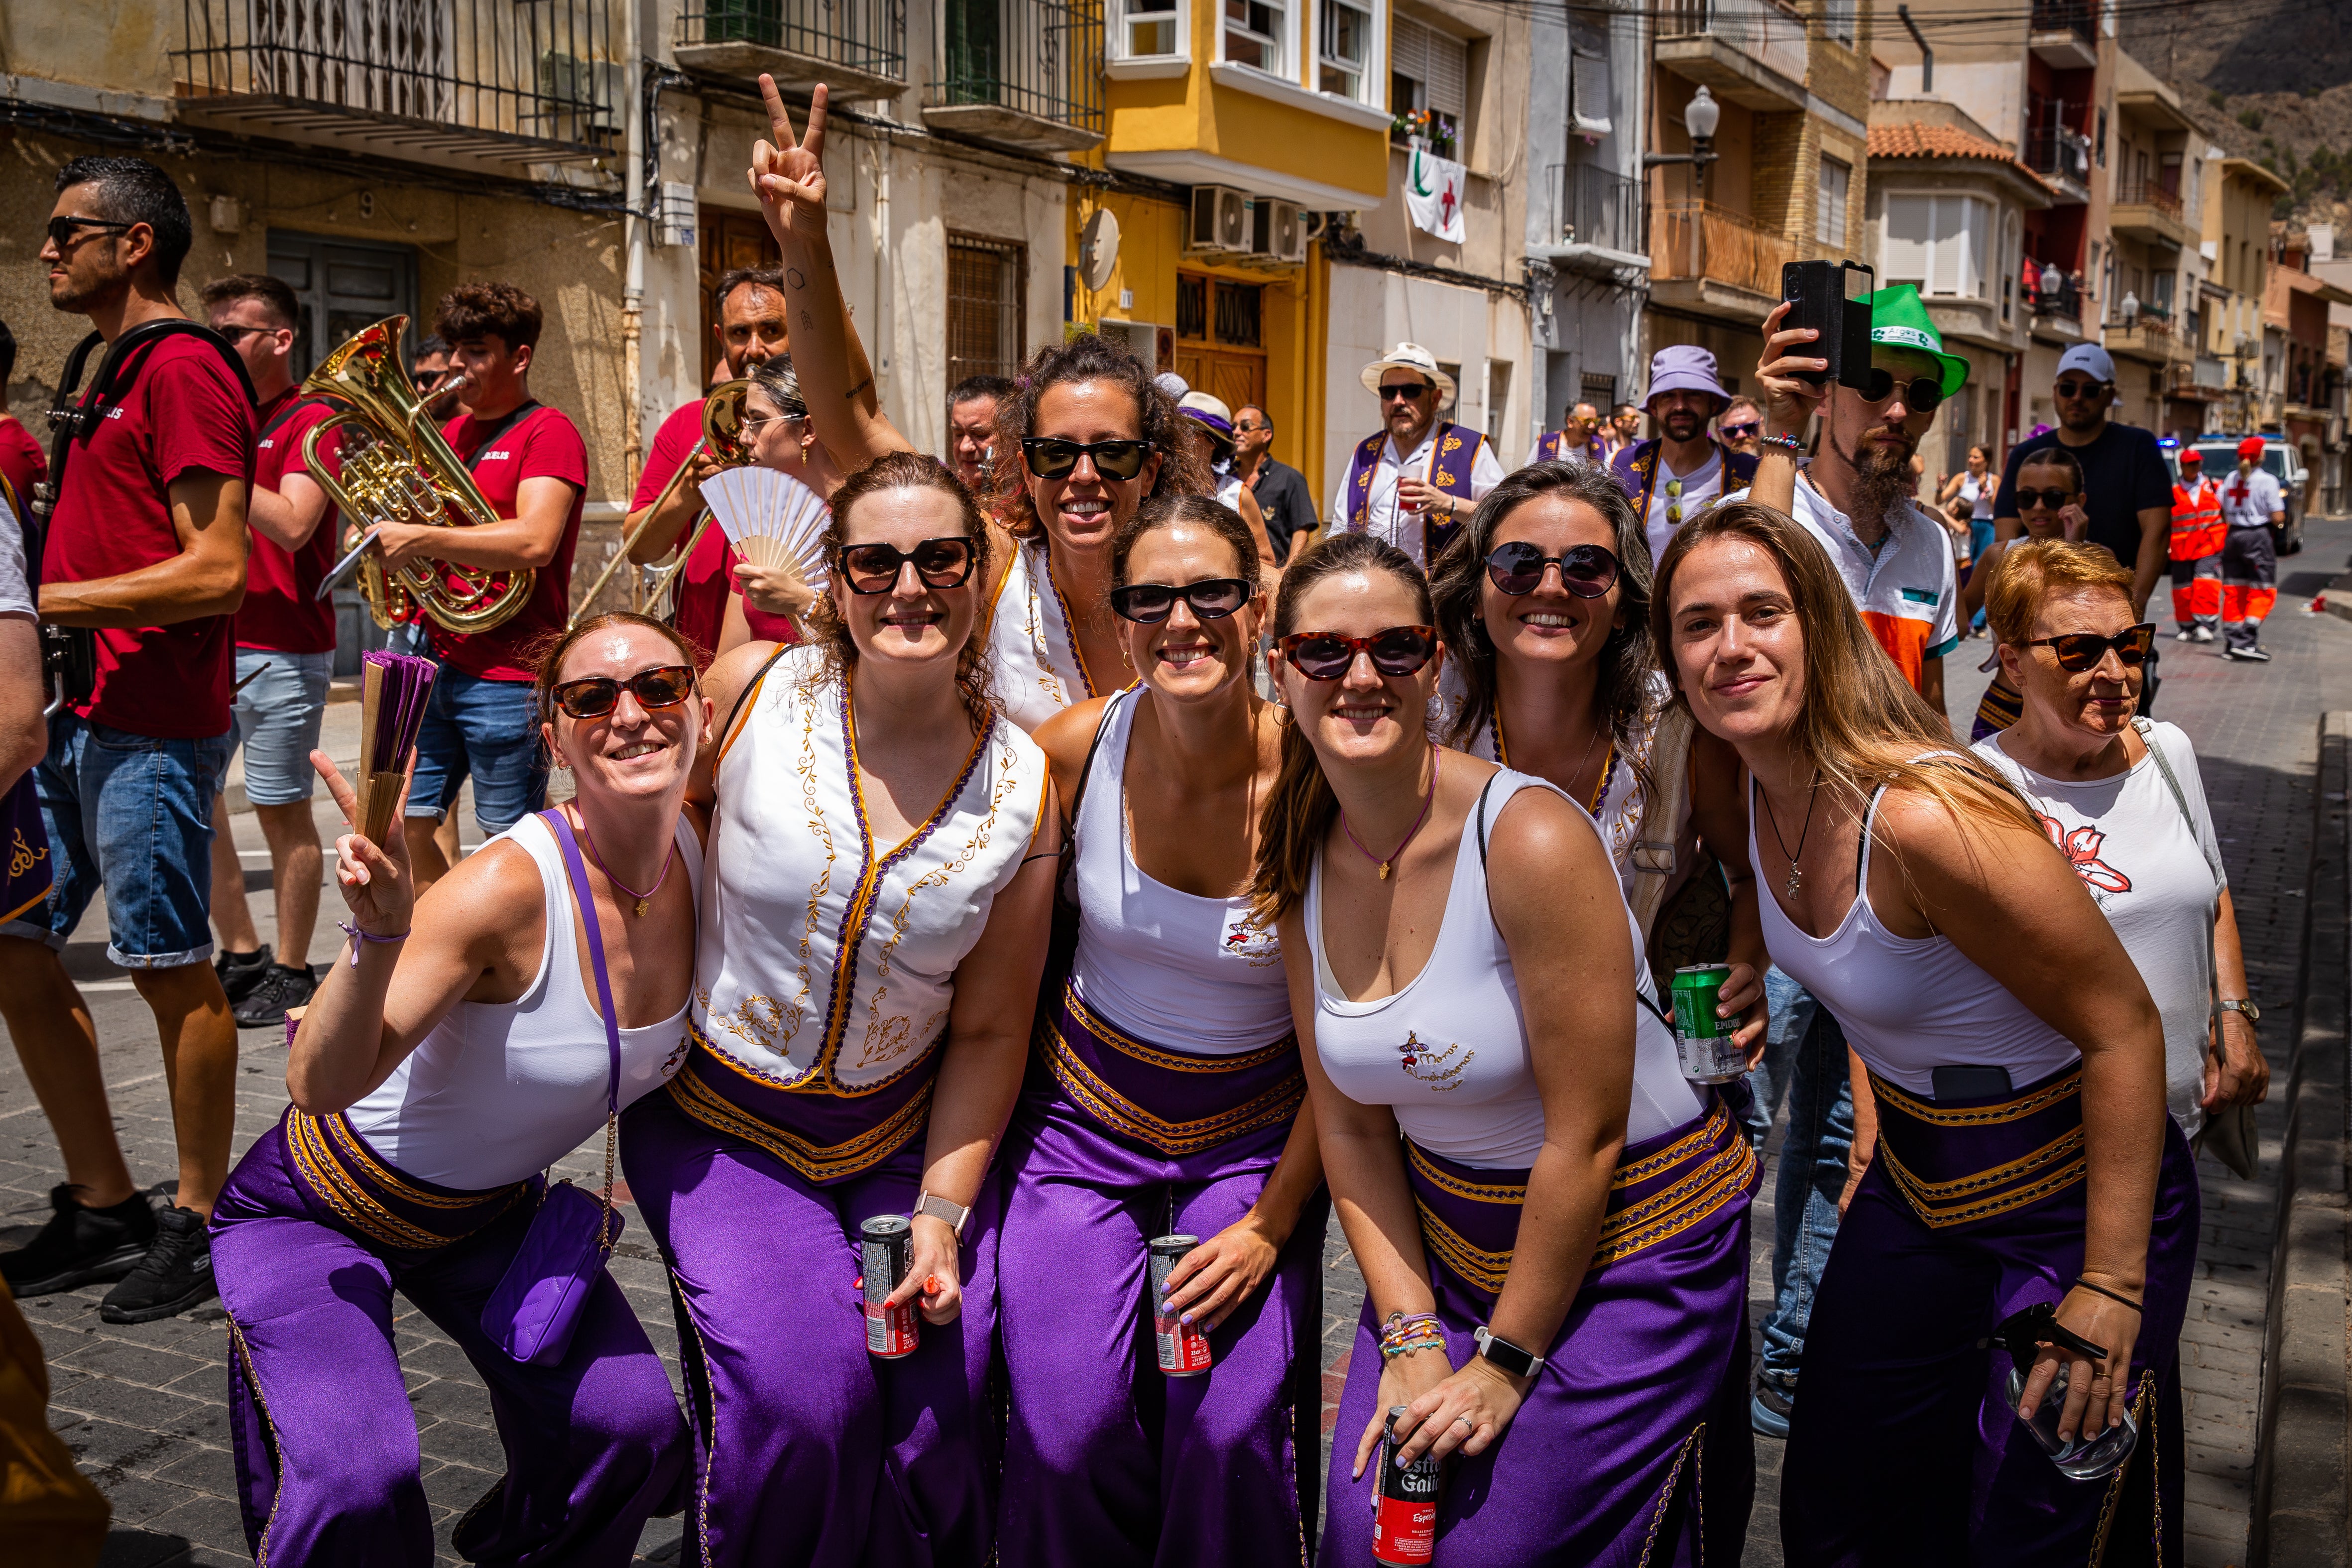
[481,808,629,1366]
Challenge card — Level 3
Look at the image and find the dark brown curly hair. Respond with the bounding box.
[990,332,1212,539]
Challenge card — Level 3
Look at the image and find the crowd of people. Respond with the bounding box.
[0,75,2280,1567]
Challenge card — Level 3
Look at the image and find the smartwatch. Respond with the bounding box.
[1472,1325,1544,1378]
[913,1191,970,1242]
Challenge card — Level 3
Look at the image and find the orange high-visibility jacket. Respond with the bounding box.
[2169,479,2223,560]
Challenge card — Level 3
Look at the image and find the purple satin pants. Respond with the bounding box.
[209,1114,690,1567]
[619,1084,999,1568]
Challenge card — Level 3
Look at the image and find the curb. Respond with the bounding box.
[2328,573,2352,625]
[2252,712,2352,1564]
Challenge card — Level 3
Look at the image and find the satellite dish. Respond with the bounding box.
[1080,206,1121,292]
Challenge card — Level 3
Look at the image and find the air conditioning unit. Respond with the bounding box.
[1253,199,1306,264]
[1190,185,1251,252]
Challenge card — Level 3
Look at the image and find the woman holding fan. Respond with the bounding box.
[206,616,706,1566]
[709,356,831,658]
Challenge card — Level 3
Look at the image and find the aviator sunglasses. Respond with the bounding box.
[835,536,979,595]
[550,664,697,720]
[1109,577,1255,623]
[1279,625,1439,682]
[1858,369,1946,412]
[1485,540,1622,599]
[1020,436,1155,481]
[2023,623,2155,674]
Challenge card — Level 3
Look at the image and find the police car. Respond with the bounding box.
[2161,435,2305,555]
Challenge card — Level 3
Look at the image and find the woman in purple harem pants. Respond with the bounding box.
[1001,497,1328,1565]
[209,613,708,1565]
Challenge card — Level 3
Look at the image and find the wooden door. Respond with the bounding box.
[699,211,782,384]
[1175,272,1267,413]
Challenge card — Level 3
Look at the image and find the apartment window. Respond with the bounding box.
[1392,16,1468,155]
[1581,369,1616,408]
[1318,0,1372,98]
[1884,193,1992,300]
[1817,156,1851,248]
[1224,0,1287,75]
[2096,107,2108,167]
[946,234,1026,383]
[1124,0,1180,57]
[2000,209,2019,324]
[1485,360,1512,444]
[1570,44,1611,138]
[1822,0,1855,44]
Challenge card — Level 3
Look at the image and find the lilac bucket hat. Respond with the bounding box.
[1644,345,1731,414]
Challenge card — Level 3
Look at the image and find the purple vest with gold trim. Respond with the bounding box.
[1344,421,1486,564]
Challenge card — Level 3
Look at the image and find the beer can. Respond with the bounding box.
[1669,964,1746,1084]
[1371,1406,1441,1566]
[860,1215,919,1359]
[1148,1234,1213,1376]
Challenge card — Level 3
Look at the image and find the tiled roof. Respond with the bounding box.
[1869,121,2031,172]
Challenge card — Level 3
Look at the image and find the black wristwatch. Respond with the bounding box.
[1473,1325,1543,1377]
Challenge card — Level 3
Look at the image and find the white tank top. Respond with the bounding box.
[1215,472,1246,513]
[1752,780,2081,1095]
[344,813,702,1190]
[694,647,1051,1092]
[1305,772,1703,1168]
[987,536,1103,733]
[1067,688,1290,1051]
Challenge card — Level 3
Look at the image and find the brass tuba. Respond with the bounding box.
[299,315,532,635]
[570,377,754,628]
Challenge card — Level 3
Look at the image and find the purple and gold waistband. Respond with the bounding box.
[1037,981,1304,1157]
[1406,1095,1757,1298]
[1867,1065,2087,1231]
[667,1027,935,1187]
[280,1106,529,1252]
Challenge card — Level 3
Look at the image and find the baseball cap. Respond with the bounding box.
[2055,344,2116,384]
[2237,435,2267,462]
[2179,448,2203,466]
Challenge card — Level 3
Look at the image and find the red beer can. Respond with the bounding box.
[1148,1234,1213,1376]
[1372,1406,1440,1566]
[860,1215,919,1359]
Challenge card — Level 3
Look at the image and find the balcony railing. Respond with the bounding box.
[2030,273,2083,323]
[925,0,1102,145]
[2114,178,2184,219]
[1657,0,1807,85]
[1652,199,1808,301]
[2030,0,2093,43]
[173,0,620,159]
[2025,128,2092,188]
[677,0,906,96]
[1549,164,1647,258]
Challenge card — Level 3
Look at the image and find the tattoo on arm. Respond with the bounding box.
[801,310,814,331]
[845,378,873,401]
[786,267,808,291]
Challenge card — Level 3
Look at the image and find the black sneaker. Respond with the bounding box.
[233,963,318,1030]
[0,1185,158,1297]
[2224,644,2273,663]
[215,945,273,1007]
[1751,1378,1796,1438]
[99,1206,217,1324]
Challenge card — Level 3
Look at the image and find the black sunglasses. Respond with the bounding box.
[214,324,279,346]
[1379,382,1434,402]
[46,215,135,249]
[2024,623,2155,674]
[1021,437,1155,481]
[2016,487,2078,511]
[1859,369,1945,412]
[1109,577,1255,623]
[2054,379,2109,400]
[1485,541,1621,599]
[835,536,979,595]
[1720,421,1761,439]
[1279,625,1439,682]
[550,664,697,720]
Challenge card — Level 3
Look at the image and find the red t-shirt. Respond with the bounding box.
[432,403,588,682]
[43,335,255,738]
[236,389,343,654]
[0,416,47,507]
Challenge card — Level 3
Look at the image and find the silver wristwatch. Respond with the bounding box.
[2218,998,2260,1025]
[913,1190,970,1242]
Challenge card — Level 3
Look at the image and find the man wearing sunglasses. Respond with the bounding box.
[1531,399,1607,468]
[2,156,257,1326]
[1992,344,2173,628]
[1610,345,1758,567]
[409,335,465,421]
[1232,403,1316,564]
[1716,397,1764,458]
[1328,341,1503,569]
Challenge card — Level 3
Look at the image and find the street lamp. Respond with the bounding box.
[1644,86,1721,170]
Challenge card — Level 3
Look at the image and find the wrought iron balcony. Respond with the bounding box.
[2028,0,2095,67]
[1547,164,1647,262]
[2025,128,2091,199]
[676,0,907,102]
[1655,0,1807,111]
[923,0,1103,152]
[173,0,620,162]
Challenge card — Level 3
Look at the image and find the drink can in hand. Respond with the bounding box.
[860,1215,919,1359]
[1372,1406,1441,1565]
[1149,1234,1213,1375]
[1670,964,1745,1084]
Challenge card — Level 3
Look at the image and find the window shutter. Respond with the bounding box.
[1884,195,1931,288]
[1424,27,1466,118]
[1391,16,1428,97]
[1571,49,1611,138]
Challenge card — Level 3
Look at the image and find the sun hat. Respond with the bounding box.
[1643,345,1730,414]
[1864,284,1970,400]
[2055,343,2116,385]
[1359,343,1456,406]
[2237,435,2268,462]
[1177,390,1234,437]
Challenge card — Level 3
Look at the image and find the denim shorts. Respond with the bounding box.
[408,663,548,836]
[231,647,334,807]
[0,713,234,968]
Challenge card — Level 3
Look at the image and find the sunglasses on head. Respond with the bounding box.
[1485,540,1622,599]
[1379,381,1434,402]
[1858,369,1945,412]
[2024,623,2155,673]
[2054,378,2109,400]
[1021,436,1154,481]
[550,664,696,720]
[46,215,134,249]
[1279,625,1439,682]
[835,536,979,595]
[1109,577,1255,624]
[2016,487,2077,511]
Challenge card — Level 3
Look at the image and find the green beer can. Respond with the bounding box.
[1669,964,1745,1084]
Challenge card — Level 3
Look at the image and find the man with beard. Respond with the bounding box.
[1327,342,1504,570]
[1607,401,1642,461]
[1610,345,1758,564]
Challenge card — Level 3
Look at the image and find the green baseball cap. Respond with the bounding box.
[1863,283,1970,400]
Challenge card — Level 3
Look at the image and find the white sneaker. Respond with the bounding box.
[2174,628,2197,642]
[2193,626,2216,644]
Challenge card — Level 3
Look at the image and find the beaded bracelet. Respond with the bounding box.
[1759,432,1806,459]
[337,920,411,966]
[1379,1311,1446,1359]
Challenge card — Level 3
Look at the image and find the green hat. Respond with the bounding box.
[1863,284,1970,400]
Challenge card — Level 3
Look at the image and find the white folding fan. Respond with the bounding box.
[703,466,830,588]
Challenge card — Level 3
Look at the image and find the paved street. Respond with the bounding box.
[8,517,2351,1566]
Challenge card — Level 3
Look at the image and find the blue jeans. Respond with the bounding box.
[0,713,233,967]
[231,647,334,806]
[1966,520,1996,630]
[408,665,547,836]
[1739,967,1854,1392]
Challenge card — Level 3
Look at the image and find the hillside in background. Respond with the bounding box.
[2121,0,2352,234]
